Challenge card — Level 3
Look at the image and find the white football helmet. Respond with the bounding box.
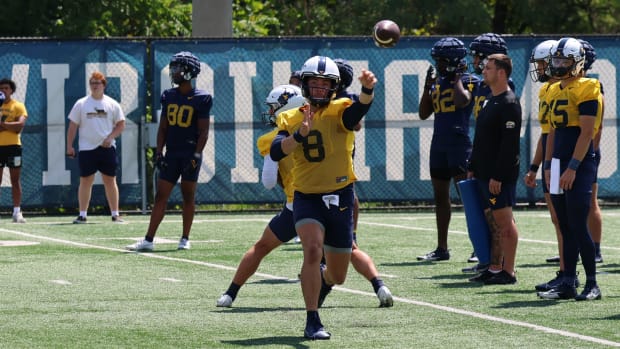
[262,84,305,127]
[299,56,340,107]
[549,37,585,79]
[529,40,556,82]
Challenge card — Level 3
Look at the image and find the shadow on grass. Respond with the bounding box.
[249,278,299,285]
[517,263,557,269]
[493,299,563,308]
[221,336,310,348]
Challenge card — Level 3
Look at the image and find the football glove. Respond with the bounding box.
[155,152,167,171]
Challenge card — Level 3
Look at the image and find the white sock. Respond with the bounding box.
[13,207,20,215]
[112,211,119,217]
[80,211,87,218]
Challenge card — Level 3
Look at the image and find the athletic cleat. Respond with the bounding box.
[12,212,26,223]
[535,271,564,292]
[467,251,478,263]
[575,285,602,301]
[216,294,233,307]
[318,264,332,308]
[538,283,577,300]
[416,248,450,261]
[304,323,331,340]
[377,285,394,307]
[462,263,489,274]
[483,270,517,285]
[73,216,87,224]
[595,253,603,263]
[294,235,301,244]
[178,238,191,250]
[469,270,495,283]
[111,215,125,223]
[545,255,560,263]
[126,239,154,252]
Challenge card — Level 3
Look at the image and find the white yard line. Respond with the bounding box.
[1,225,618,347]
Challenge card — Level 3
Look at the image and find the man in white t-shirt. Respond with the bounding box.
[66,71,126,224]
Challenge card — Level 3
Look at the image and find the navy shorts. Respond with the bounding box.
[477,179,516,210]
[0,145,23,168]
[268,204,297,243]
[293,184,355,251]
[159,150,200,183]
[430,145,471,180]
[78,146,118,177]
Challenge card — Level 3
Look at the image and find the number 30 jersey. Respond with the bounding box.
[161,87,212,152]
[276,99,357,194]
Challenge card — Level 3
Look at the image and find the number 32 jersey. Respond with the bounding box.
[161,87,213,152]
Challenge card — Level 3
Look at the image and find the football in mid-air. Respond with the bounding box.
[372,20,400,48]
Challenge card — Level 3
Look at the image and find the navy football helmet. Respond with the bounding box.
[550,37,585,78]
[300,56,340,107]
[169,51,201,85]
[334,58,354,93]
[469,33,507,74]
[262,84,306,127]
[431,37,467,77]
[578,39,596,71]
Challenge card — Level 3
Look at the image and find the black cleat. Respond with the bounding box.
[469,270,494,283]
[462,263,489,274]
[416,248,450,261]
[483,270,517,285]
[538,283,577,300]
[467,251,478,263]
[575,284,602,301]
[545,255,560,263]
[535,271,564,292]
[304,326,331,340]
[595,253,603,263]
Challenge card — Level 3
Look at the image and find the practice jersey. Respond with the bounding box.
[0,99,27,146]
[161,87,212,152]
[471,78,515,119]
[257,128,295,203]
[277,99,357,194]
[429,74,478,143]
[67,94,124,151]
[537,82,555,134]
[545,77,601,134]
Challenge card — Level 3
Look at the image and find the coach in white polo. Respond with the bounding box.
[66,71,125,224]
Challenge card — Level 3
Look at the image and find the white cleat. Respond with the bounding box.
[377,285,394,307]
[12,212,26,223]
[178,238,191,250]
[216,294,233,307]
[126,239,154,252]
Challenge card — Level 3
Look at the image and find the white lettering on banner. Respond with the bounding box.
[41,64,71,185]
[272,61,292,89]
[158,63,216,183]
[384,60,429,181]
[230,62,259,183]
[348,61,371,181]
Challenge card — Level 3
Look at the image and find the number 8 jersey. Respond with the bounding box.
[276,99,357,194]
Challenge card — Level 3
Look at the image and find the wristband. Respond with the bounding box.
[361,86,374,95]
[529,164,539,173]
[568,157,581,170]
[543,160,552,170]
[293,129,305,143]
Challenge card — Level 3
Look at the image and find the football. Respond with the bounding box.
[372,20,400,48]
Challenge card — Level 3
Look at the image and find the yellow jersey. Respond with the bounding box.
[537,82,554,134]
[277,99,357,194]
[0,99,28,146]
[256,129,295,203]
[545,77,602,135]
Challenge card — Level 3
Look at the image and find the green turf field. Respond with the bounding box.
[1,209,618,348]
